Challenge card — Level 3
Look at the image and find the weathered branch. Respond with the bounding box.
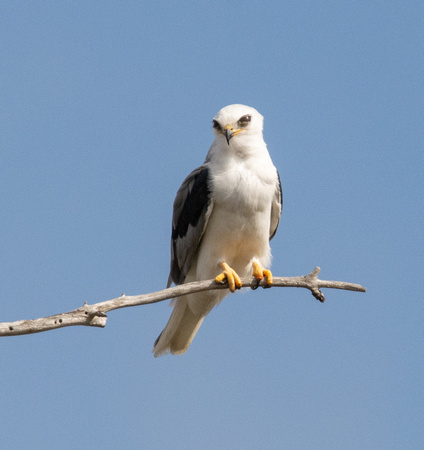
[0,267,365,337]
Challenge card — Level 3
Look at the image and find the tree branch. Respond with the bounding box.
[0,267,365,337]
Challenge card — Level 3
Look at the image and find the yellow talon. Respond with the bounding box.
[263,269,273,285]
[252,261,273,287]
[215,262,242,293]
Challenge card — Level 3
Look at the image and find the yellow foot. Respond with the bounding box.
[252,261,273,289]
[215,262,242,293]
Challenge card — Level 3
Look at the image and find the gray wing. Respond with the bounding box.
[167,165,213,287]
[269,170,282,240]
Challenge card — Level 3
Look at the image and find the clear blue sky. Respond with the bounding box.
[1,2,422,449]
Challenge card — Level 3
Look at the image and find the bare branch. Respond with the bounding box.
[0,267,365,337]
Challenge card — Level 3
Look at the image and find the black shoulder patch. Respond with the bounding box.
[172,168,211,240]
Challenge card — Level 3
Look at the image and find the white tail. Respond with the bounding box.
[153,297,205,357]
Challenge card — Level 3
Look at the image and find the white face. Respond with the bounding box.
[212,104,264,144]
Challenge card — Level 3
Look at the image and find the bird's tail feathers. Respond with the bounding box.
[153,298,205,357]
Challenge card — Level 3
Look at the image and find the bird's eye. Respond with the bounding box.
[212,119,221,131]
[238,115,251,127]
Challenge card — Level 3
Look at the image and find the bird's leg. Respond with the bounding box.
[251,261,273,289]
[215,262,242,293]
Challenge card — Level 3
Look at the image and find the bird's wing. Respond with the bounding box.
[269,170,283,241]
[167,165,213,287]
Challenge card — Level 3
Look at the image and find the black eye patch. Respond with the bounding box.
[238,115,251,127]
[212,119,222,131]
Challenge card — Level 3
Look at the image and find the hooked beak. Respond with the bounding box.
[225,128,233,145]
[224,126,242,145]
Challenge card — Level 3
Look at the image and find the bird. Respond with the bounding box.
[153,104,282,357]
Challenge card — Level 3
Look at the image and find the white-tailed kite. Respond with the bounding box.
[153,104,282,357]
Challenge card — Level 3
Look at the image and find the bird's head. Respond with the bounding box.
[212,104,264,146]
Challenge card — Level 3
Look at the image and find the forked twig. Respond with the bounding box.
[0,267,365,336]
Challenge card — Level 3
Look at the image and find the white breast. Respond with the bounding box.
[195,153,277,280]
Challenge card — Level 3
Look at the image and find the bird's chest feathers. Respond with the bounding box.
[201,159,274,268]
[211,160,274,215]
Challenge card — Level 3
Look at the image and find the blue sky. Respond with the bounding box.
[1,2,423,449]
